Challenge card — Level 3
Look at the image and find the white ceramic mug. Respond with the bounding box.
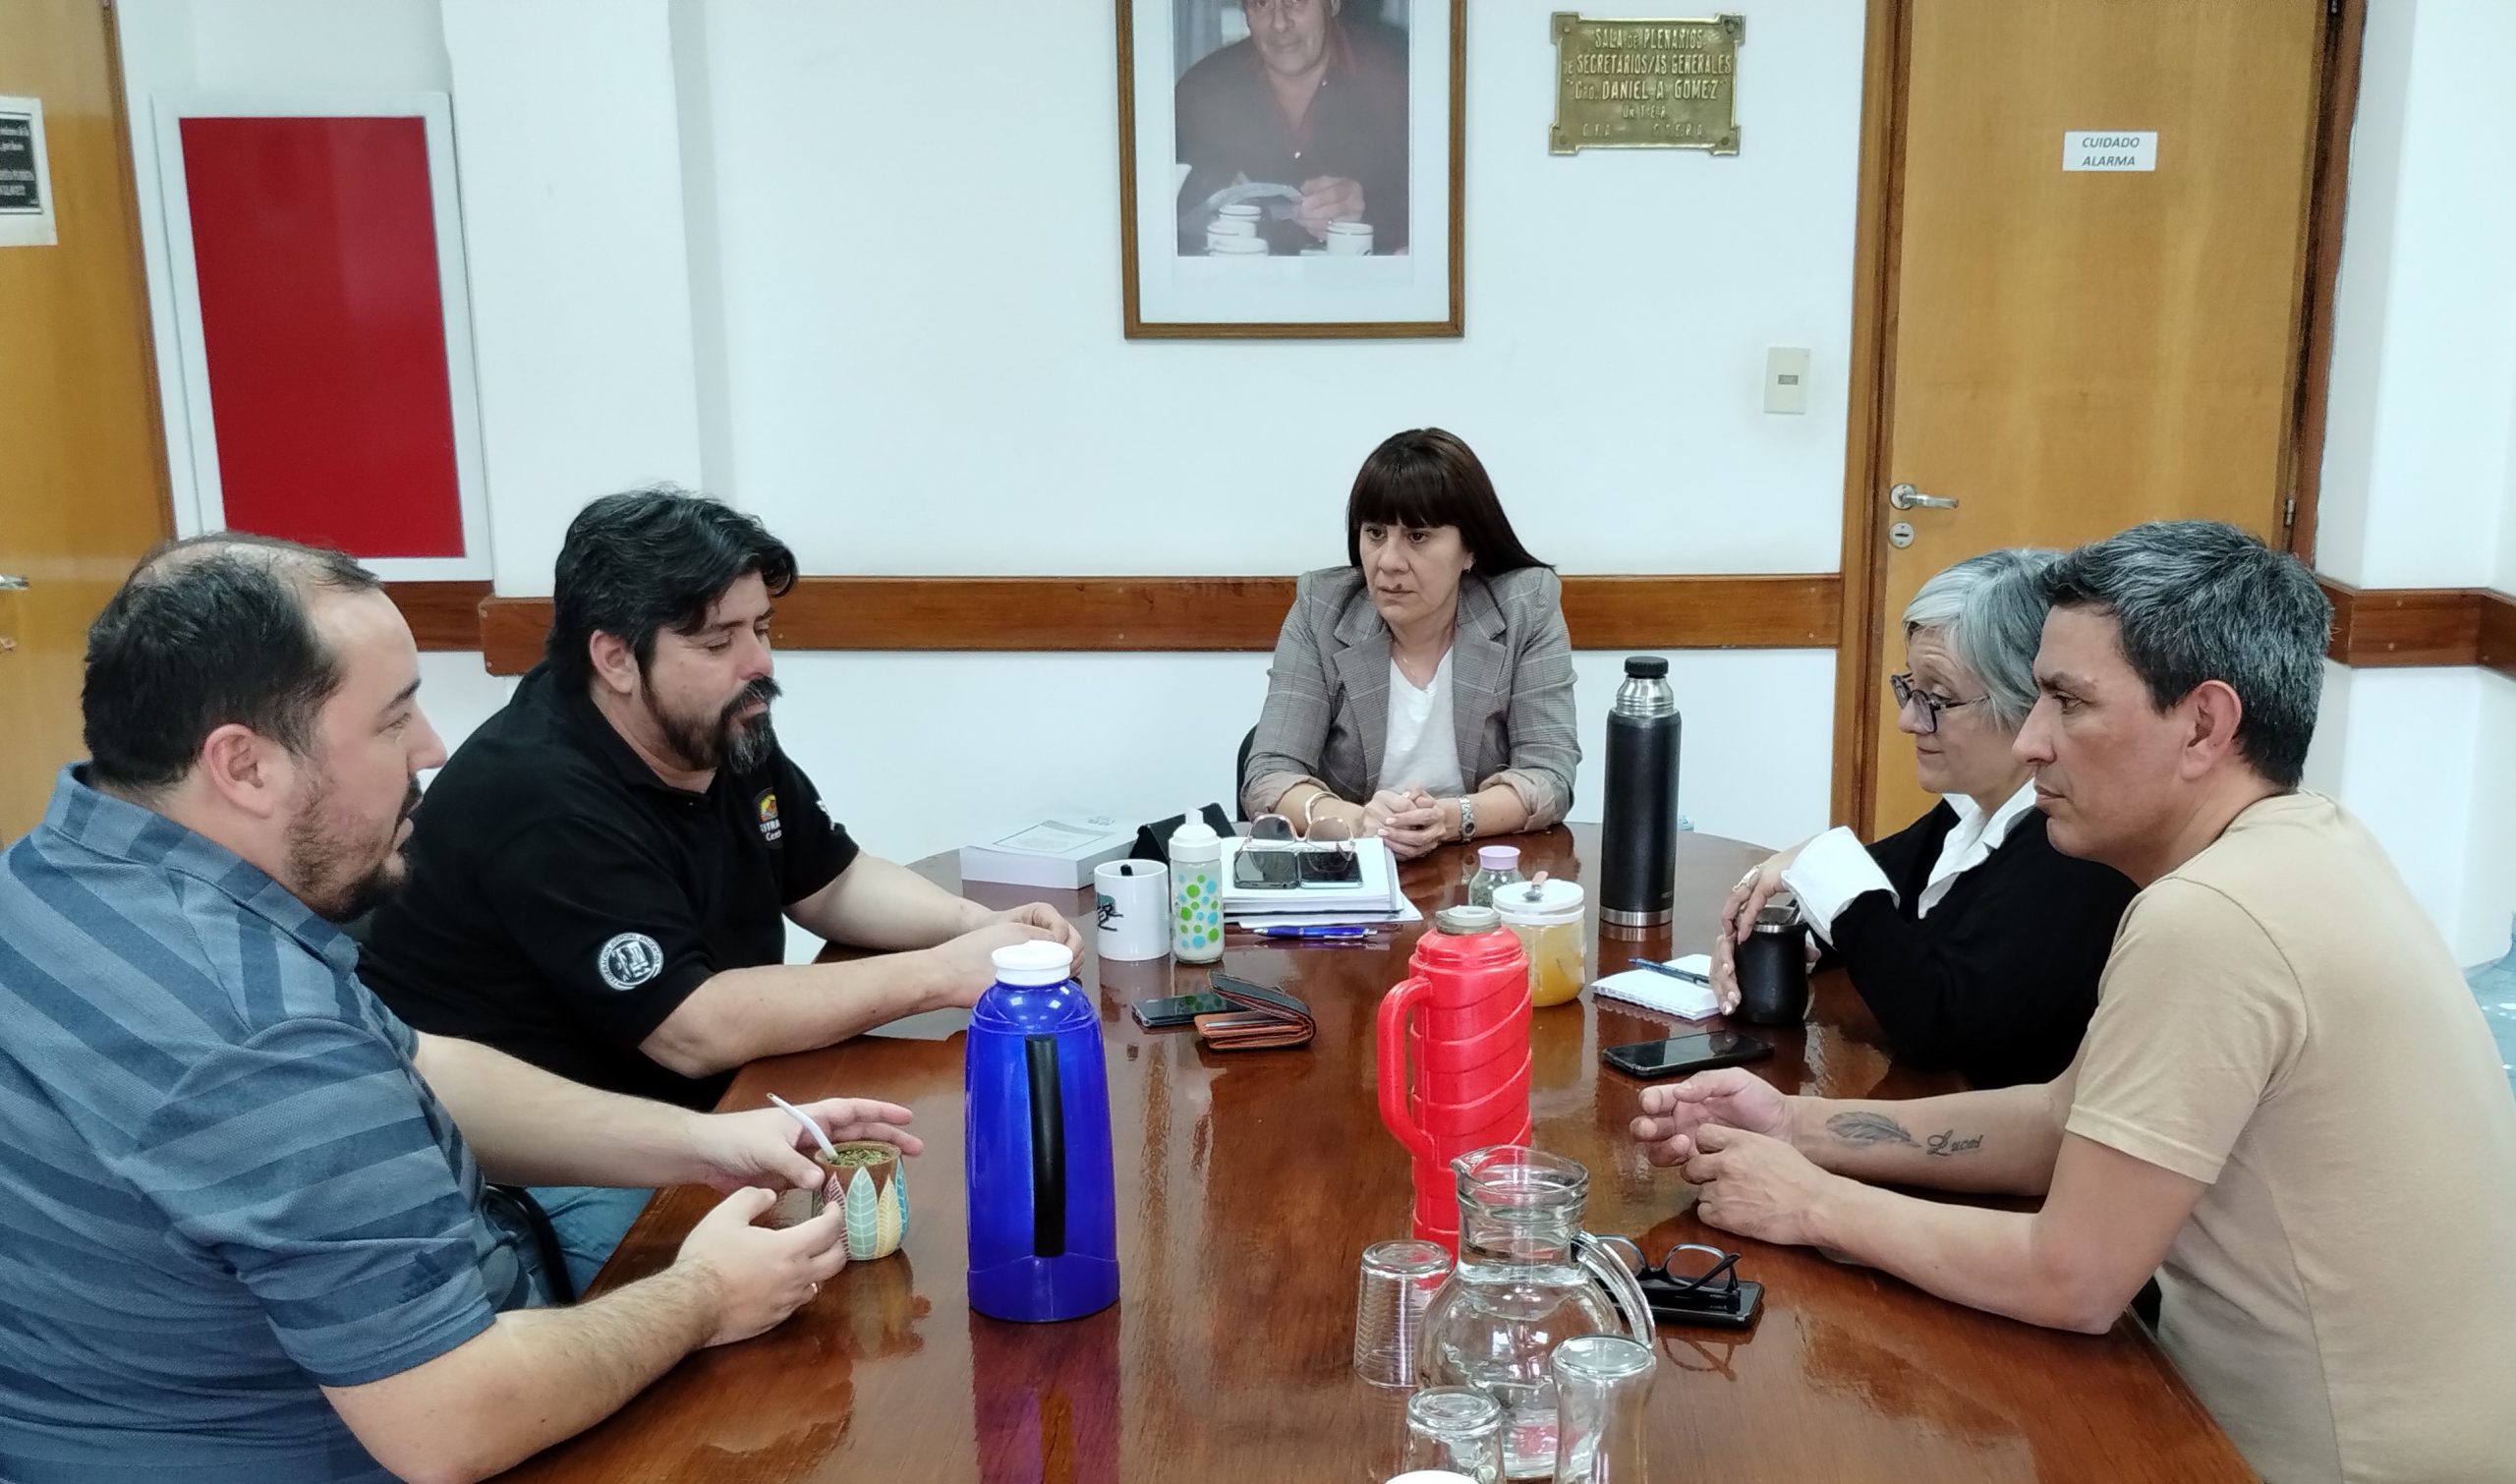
[1325,220,1375,257]
[1094,859,1172,962]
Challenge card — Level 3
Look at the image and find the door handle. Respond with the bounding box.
[1888,484,1959,511]
[0,575,27,590]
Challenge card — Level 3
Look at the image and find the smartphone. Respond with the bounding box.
[1296,847,1361,886]
[1131,991,1231,1030]
[1231,848,1300,889]
[1600,1031,1773,1080]
[1230,845,1363,889]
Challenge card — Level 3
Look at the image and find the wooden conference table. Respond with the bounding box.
[504,827,2248,1482]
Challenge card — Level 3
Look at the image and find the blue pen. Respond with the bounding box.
[1254,924,1373,940]
[1629,955,1710,985]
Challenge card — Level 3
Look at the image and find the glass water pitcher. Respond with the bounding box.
[1414,1146,1653,1479]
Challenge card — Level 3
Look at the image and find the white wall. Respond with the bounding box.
[439,0,710,595]
[2315,0,2516,592]
[382,0,1858,875]
[2306,663,2491,960]
[2464,674,2516,965]
[416,650,516,764]
[2312,665,2516,967]
[2502,368,2516,591]
[117,0,2511,960]
[2310,0,2516,963]
[644,0,1858,873]
[696,1,1861,579]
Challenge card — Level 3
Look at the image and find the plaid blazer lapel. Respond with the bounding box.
[1330,595,1393,792]
[1450,576,1509,785]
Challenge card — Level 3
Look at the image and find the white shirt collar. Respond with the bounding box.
[1917,778,2040,917]
[1945,777,2040,848]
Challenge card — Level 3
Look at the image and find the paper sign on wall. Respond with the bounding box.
[2063,131,2157,172]
[0,96,57,247]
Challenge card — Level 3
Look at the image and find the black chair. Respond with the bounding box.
[481,1184,579,1304]
[1234,725,1257,822]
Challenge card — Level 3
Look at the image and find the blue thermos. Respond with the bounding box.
[964,941,1120,1323]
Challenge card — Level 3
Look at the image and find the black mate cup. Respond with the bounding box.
[1734,900,1810,1026]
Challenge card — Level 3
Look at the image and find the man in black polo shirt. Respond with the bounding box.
[361,488,1079,1291]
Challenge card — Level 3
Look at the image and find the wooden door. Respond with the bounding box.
[1856,0,2328,836]
[0,0,172,840]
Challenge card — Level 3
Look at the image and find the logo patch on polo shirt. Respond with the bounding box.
[598,933,665,992]
[755,789,783,845]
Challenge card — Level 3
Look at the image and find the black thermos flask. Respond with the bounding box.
[1599,656,1681,928]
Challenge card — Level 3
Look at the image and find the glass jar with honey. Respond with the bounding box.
[1494,879,1588,1008]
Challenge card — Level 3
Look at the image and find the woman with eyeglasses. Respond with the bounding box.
[1715,549,2135,1087]
[1240,428,1577,861]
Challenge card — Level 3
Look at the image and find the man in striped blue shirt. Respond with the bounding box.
[0,535,922,1483]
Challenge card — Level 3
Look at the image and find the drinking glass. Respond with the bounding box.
[1353,1239,1453,1387]
[1551,1335,1655,1483]
[1402,1387,1504,1484]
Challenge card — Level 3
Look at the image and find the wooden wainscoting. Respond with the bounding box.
[404,574,2513,688]
[2479,588,2516,683]
[456,574,1844,676]
[2320,578,2516,678]
[385,581,493,652]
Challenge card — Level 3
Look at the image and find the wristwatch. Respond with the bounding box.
[1456,796,1477,842]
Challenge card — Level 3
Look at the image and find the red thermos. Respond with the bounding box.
[1377,905,1533,1250]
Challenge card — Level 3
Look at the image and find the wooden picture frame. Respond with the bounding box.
[1116,0,1464,338]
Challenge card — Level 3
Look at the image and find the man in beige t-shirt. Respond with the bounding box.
[1630,521,2516,1483]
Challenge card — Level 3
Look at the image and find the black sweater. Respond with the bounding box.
[1827,802,2138,1088]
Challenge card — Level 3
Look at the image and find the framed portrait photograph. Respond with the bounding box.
[1116,0,1463,338]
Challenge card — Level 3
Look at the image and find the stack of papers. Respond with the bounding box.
[958,813,1136,890]
[1218,837,1413,924]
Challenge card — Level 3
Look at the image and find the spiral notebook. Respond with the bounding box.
[1589,956,1721,1021]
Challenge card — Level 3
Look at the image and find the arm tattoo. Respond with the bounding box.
[1824,1112,1984,1158]
[1826,1112,1917,1147]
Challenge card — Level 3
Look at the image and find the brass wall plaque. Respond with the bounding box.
[1550,14,1744,155]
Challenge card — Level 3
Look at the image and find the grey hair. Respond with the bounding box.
[1901,548,2061,730]
[2041,520,2329,789]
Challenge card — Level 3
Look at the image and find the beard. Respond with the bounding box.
[654,675,781,775]
[287,774,423,922]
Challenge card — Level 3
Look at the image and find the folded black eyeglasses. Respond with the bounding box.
[1630,1241,1762,1329]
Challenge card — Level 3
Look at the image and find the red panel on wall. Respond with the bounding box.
[180,115,465,558]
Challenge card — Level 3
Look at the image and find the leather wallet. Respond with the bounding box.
[1193,974,1316,1052]
[1130,803,1236,865]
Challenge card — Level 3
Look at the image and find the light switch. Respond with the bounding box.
[1764,347,1810,415]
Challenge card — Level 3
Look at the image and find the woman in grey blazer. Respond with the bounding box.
[1241,428,1579,860]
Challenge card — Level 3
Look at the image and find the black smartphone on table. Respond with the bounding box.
[1130,990,1231,1030]
[1230,844,1364,890]
[1600,1030,1773,1080]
